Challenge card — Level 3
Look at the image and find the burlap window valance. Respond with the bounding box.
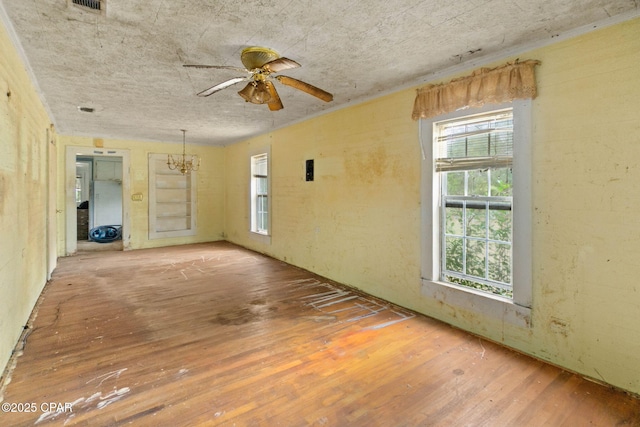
[412,59,540,120]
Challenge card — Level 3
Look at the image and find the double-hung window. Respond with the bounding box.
[437,109,514,297]
[421,101,532,327]
[250,153,269,235]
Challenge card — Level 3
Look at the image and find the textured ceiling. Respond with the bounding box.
[1,0,638,146]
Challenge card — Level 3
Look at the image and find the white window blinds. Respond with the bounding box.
[435,109,513,172]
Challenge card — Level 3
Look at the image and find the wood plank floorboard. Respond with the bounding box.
[1,242,638,426]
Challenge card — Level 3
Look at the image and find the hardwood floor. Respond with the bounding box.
[1,242,638,426]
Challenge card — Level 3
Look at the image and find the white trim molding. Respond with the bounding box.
[420,100,533,328]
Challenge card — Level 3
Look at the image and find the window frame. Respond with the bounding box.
[250,150,271,244]
[420,100,532,328]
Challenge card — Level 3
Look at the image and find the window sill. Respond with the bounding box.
[249,230,271,245]
[421,279,531,328]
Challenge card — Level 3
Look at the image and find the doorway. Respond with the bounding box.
[65,147,131,255]
[75,156,123,251]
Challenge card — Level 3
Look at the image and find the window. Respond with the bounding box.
[251,153,269,235]
[421,101,532,327]
[75,176,83,205]
[437,109,514,297]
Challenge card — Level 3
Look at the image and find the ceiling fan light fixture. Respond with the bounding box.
[188,46,332,109]
[238,81,272,104]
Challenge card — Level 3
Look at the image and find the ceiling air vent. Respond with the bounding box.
[69,0,105,14]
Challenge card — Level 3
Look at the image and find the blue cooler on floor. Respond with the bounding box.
[89,225,122,243]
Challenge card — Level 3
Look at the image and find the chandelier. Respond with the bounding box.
[167,129,200,174]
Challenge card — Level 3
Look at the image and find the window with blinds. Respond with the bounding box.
[435,108,514,297]
[435,109,513,172]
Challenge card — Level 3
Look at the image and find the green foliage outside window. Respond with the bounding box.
[443,167,513,298]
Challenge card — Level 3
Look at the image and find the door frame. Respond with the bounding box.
[65,146,131,255]
[46,127,57,279]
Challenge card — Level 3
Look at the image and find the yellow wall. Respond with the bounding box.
[57,135,225,252]
[0,22,56,376]
[225,93,421,298]
[225,17,640,395]
[526,17,640,393]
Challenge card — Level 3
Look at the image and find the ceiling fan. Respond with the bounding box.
[184,47,333,111]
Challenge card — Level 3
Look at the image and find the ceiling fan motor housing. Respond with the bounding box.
[240,47,280,70]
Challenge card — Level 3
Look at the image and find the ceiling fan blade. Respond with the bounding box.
[265,81,284,111]
[262,57,301,73]
[275,75,333,102]
[196,77,247,97]
[184,64,248,73]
